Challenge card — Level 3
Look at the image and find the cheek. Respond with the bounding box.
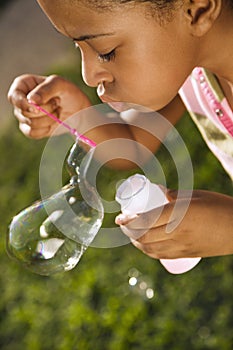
[111,37,191,109]
[127,54,190,109]
[123,31,193,107]
[116,63,179,109]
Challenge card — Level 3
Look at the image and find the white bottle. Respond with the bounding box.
[115,174,201,274]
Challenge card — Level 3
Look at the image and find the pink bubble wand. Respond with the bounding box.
[29,100,96,148]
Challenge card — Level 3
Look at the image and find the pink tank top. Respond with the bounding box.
[179,67,233,180]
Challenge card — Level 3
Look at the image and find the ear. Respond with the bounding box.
[184,0,222,36]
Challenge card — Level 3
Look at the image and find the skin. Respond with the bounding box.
[37,1,197,109]
[8,0,233,259]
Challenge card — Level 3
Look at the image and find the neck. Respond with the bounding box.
[198,5,233,84]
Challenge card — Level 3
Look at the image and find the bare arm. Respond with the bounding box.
[8,74,185,169]
[116,189,233,259]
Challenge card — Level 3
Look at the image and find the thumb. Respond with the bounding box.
[27,75,62,105]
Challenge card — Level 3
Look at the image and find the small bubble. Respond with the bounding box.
[129,277,137,286]
[198,326,210,339]
[69,196,76,205]
[128,267,140,278]
[139,281,147,290]
[146,288,154,299]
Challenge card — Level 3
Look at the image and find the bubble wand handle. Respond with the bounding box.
[28,100,96,148]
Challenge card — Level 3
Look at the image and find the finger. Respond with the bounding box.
[19,122,51,139]
[119,203,173,230]
[14,107,55,129]
[131,239,176,259]
[133,224,171,244]
[9,89,34,112]
[115,209,162,227]
[115,213,139,225]
[26,98,60,119]
[130,239,160,259]
[27,75,63,105]
[17,109,56,135]
[14,107,32,125]
[9,75,61,117]
[115,208,167,240]
[14,100,59,126]
[119,217,172,241]
[129,222,181,259]
[119,224,149,240]
[120,196,193,231]
[8,74,45,110]
[29,115,56,129]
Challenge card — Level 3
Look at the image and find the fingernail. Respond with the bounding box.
[115,214,128,225]
[27,93,41,104]
[115,213,138,225]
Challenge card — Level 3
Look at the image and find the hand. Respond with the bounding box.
[115,189,233,259]
[8,74,92,139]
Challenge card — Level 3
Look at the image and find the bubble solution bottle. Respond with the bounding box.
[116,174,201,274]
[7,138,104,276]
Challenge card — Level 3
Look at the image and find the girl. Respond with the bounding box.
[8,0,233,260]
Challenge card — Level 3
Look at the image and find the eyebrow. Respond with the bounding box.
[72,33,115,41]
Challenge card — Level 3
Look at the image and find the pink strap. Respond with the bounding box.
[193,68,233,137]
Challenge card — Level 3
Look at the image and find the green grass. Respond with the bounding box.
[0,63,232,350]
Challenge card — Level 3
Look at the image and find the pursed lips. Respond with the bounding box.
[98,94,131,112]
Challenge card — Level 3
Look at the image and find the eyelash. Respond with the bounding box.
[98,49,116,63]
[74,42,115,63]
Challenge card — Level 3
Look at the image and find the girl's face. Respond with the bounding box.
[37,0,200,111]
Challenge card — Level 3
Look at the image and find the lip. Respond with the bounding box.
[99,96,131,113]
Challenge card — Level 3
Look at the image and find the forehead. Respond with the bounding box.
[37,0,149,38]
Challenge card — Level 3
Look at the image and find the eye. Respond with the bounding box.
[98,49,116,63]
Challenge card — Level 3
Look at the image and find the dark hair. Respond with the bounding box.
[79,0,179,22]
[79,0,233,15]
[84,0,176,8]
[79,0,177,9]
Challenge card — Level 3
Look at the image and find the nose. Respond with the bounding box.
[81,51,114,88]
